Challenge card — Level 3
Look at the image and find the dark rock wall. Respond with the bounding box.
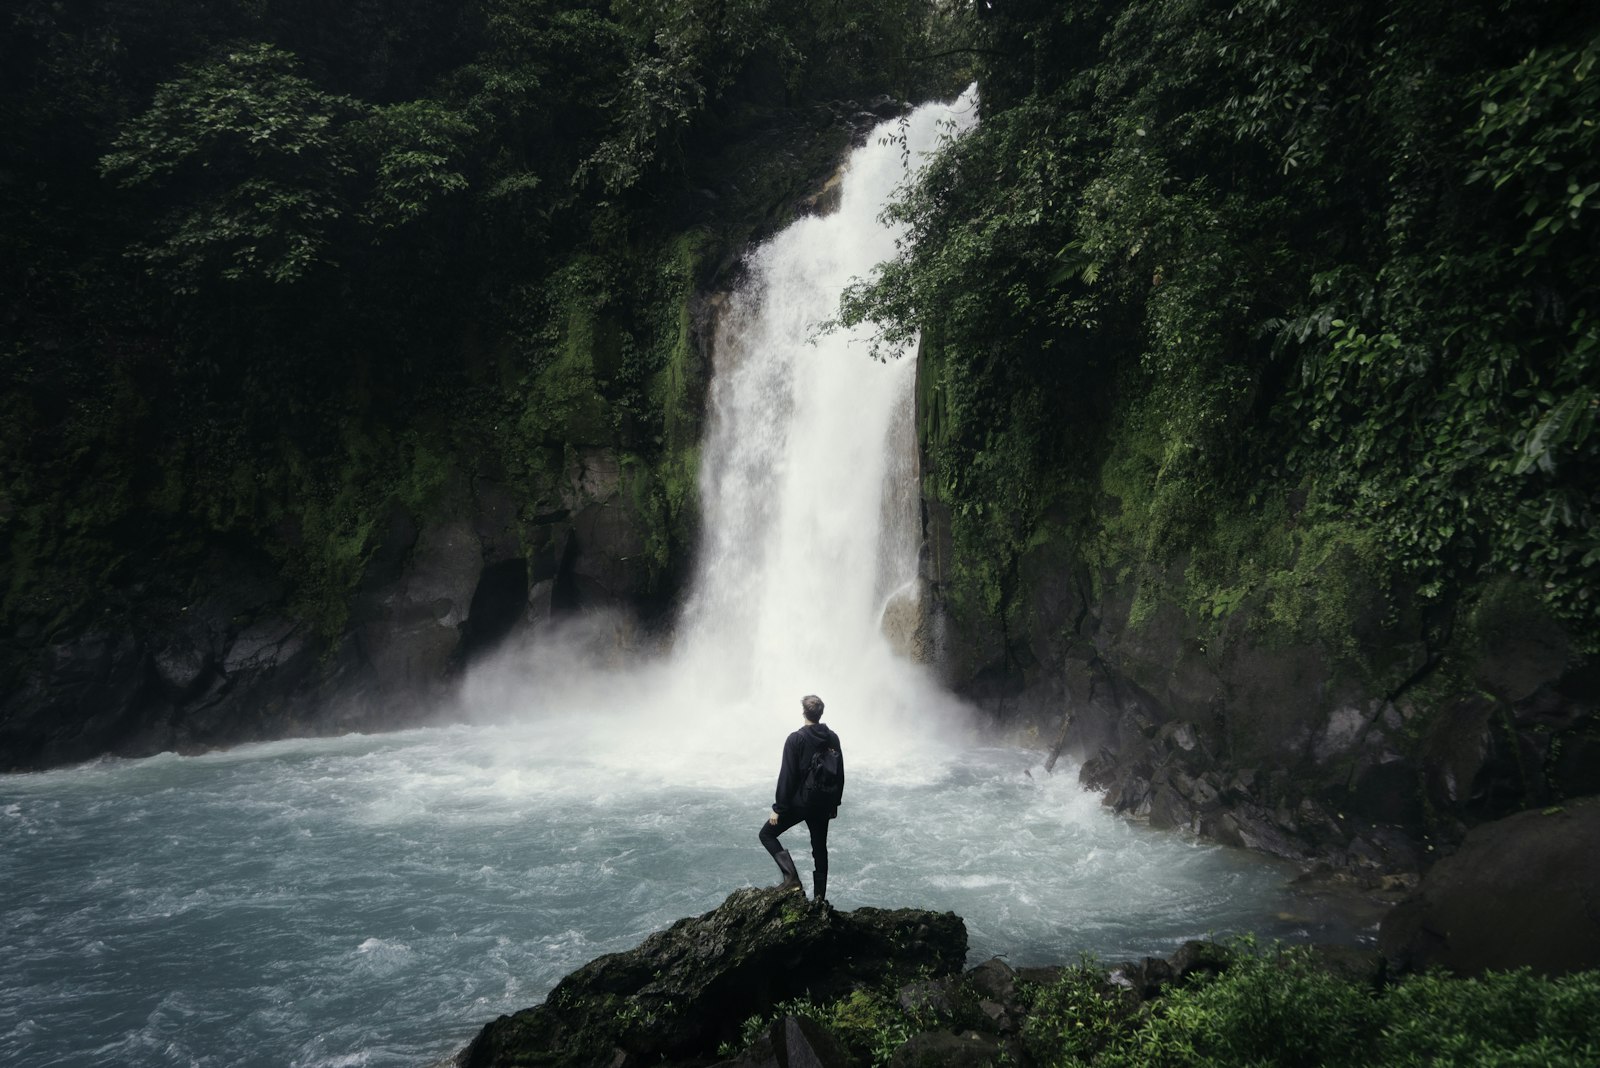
[460,887,967,1068]
[0,450,676,769]
[917,363,1599,882]
[1379,796,1600,976]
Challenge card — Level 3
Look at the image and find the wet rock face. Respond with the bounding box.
[1379,797,1600,977]
[0,458,670,771]
[459,888,967,1068]
[922,497,1599,883]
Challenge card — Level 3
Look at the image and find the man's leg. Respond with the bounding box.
[804,815,830,901]
[759,813,806,893]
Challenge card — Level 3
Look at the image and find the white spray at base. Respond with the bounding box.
[459,92,981,782]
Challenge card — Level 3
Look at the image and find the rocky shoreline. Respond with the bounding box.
[450,877,1599,1068]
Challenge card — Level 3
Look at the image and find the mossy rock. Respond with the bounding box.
[460,888,967,1068]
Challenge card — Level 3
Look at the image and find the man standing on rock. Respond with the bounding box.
[760,694,843,902]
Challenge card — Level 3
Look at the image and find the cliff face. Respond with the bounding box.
[917,376,1599,879]
[0,296,707,769]
[0,438,688,769]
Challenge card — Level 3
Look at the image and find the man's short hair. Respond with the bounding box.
[801,694,825,722]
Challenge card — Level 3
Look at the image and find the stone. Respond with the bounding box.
[567,500,650,605]
[780,1014,852,1068]
[898,979,957,1018]
[1551,731,1600,798]
[1379,796,1600,976]
[1169,940,1231,981]
[406,520,483,626]
[964,958,1016,1002]
[1106,956,1175,1002]
[1313,705,1369,764]
[152,633,214,696]
[569,447,623,505]
[1145,782,1195,832]
[0,632,146,769]
[354,517,485,690]
[1342,751,1421,829]
[222,617,304,676]
[977,999,1011,1031]
[887,1030,1001,1068]
[1419,696,1496,812]
[459,889,967,1068]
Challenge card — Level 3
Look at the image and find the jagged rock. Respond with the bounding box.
[887,1030,1002,1068]
[779,1015,853,1068]
[1169,940,1231,982]
[1379,796,1600,976]
[977,1000,1011,1031]
[1418,696,1496,812]
[899,979,958,1018]
[355,518,483,690]
[1106,957,1175,1001]
[964,958,1016,1003]
[460,889,967,1068]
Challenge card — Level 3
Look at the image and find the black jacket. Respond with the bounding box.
[773,722,844,818]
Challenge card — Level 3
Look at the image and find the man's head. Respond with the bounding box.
[801,694,825,722]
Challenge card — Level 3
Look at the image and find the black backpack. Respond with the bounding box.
[795,744,843,814]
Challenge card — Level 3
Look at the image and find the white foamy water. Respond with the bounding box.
[0,93,1362,1068]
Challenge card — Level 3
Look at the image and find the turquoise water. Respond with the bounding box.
[1,716,1354,1068]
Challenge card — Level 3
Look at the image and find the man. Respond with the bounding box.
[760,694,843,901]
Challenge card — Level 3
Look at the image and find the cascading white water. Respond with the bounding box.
[459,95,977,777]
[674,101,958,710]
[0,93,1361,1068]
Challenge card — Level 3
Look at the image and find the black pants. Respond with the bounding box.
[759,811,829,874]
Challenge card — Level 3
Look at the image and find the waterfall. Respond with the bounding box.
[457,92,984,771]
[668,91,978,756]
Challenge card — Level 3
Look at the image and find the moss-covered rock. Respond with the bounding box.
[459,888,967,1068]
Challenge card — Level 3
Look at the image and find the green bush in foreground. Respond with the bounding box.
[725,944,1600,1067]
[1052,948,1600,1068]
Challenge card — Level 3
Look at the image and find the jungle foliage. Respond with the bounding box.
[839,0,1600,652]
[721,944,1600,1068]
[0,0,964,652]
[1036,948,1600,1067]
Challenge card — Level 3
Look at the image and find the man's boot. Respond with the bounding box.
[772,850,804,894]
[813,869,827,903]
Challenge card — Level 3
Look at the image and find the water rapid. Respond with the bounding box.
[1,94,1360,1068]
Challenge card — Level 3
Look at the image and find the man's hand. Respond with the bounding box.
[768,811,779,825]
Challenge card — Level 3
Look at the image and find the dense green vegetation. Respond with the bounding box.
[1041,953,1600,1067]
[839,0,1599,657]
[728,944,1600,1067]
[0,0,963,663]
[5,0,1595,717]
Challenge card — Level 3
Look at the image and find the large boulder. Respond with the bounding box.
[354,517,484,690]
[1379,796,1600,976]
[459,888,967,1068]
